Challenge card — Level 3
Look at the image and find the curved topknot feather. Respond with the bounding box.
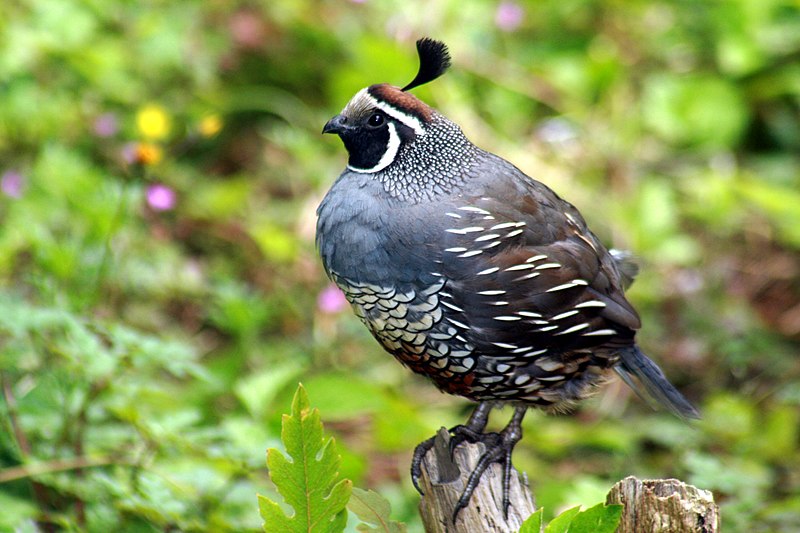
[401,38,451,92]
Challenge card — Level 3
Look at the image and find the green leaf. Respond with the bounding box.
[566,503,623,533]
[545,505,582,533]
[519,508,544,533]
[348,487,406,533]
[258,384,352,533]
[524,503,623,533]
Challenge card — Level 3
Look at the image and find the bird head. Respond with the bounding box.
[323,38,452,174]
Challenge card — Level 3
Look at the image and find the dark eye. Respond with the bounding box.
[367,113,385,128]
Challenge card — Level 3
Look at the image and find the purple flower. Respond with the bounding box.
[317,284,348,314]
[146,184,176,211]
[1,170,25,198]
[93,113,118,137]
[495,1,524,32]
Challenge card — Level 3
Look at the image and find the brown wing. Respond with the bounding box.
[436,183,640,361]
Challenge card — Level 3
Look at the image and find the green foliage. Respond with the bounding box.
[520,503,622,533]
[0,297,261,530]
[565,503,624,533]
[348,488,407,533]
[1,0,799,530]
[259,384,352,533]
[520,509,544,533]
[642,74,747,148]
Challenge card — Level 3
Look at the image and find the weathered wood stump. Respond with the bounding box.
[417,428,535,533]
[417,430,719,533]
[606,476,720,533]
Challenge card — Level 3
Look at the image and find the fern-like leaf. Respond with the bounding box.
[258,384,352,533]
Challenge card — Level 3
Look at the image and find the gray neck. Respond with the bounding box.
[376,114,480,203]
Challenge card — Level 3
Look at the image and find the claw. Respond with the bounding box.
[501,442,514,517]
[411,436,437,495]
[451,406,526,522]
[413,403,527,523]
[411,402,493,495]
[447,424,481,456]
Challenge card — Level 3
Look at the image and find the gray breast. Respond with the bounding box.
[317,169,444,286]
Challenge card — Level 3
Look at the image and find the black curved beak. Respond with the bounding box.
[322,114,347,135]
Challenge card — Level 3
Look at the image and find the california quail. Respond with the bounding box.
[317,38,699,519]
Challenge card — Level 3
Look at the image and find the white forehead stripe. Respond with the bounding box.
[347,122,401,174]
[344,88,426,136]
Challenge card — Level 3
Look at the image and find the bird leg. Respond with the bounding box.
[452,406,527,520]
[411,403,527,521]
[410,401,493,494]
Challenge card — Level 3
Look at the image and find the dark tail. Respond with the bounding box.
[615,346,700,420]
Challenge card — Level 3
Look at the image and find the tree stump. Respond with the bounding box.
[417,430,718,533]
[606,476,720,533]
[417,428,536,533]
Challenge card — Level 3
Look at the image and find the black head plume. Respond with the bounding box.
[401,38,451,92]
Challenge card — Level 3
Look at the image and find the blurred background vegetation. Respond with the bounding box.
[1,0,799,531]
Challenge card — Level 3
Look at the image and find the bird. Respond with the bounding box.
[316,38,699,520]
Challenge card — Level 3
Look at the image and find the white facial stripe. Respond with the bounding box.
[348,122,400,174]
[373,99,425,135]
[344,88,426,135]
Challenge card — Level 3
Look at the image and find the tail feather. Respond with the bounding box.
[616,346,700,420]
[609,249,639,290]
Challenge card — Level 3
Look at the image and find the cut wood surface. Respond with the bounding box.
[606,476,720,533]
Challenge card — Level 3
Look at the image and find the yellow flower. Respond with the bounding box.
[199,114,223,137]
[136,104,171,140]
[135,142,163,165]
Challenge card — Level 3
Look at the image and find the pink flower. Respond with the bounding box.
[229,10,266,49]
[495,1,524,32]
[93,113,118,137]
[146,184,176,211]
[1,170,25,198]
[317,284,348,314]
